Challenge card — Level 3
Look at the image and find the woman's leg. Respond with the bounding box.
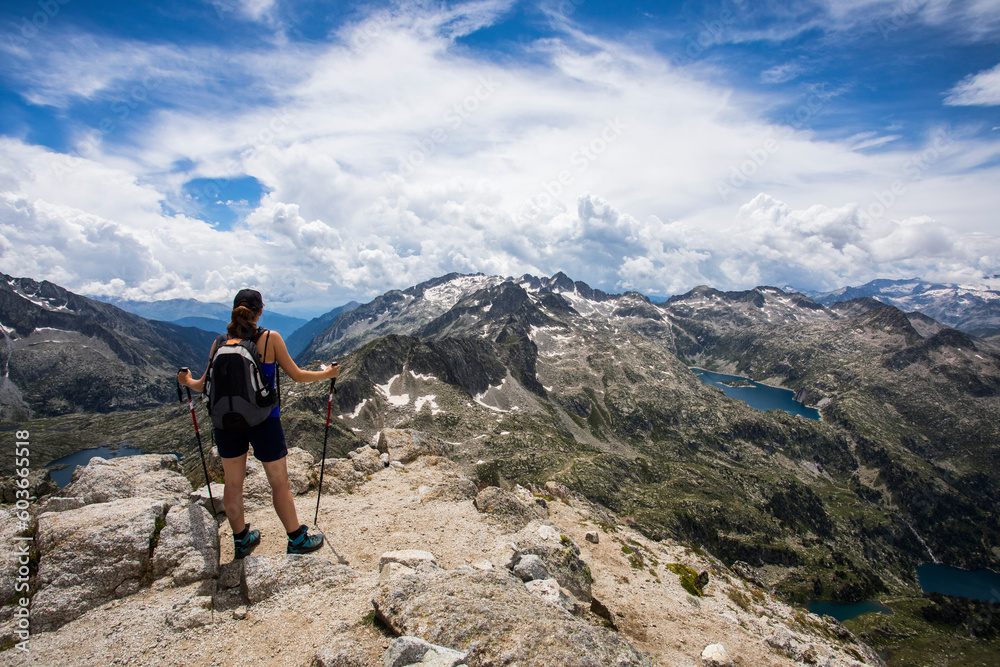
[221,453,248,534]
[261,456,301,533]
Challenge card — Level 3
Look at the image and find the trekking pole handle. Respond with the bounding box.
[325,377,335,428]
[176,367,189,402]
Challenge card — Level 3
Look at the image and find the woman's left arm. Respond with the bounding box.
[271,333,340,382]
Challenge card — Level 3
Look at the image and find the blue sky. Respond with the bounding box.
[1,0,999,314]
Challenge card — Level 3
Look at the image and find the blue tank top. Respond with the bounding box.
[260,361,281,418]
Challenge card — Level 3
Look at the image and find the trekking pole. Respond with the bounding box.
[313,366,348,564]
[178,368,223,520]
[314,372,337,525]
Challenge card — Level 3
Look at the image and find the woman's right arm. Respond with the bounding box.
[177,340,218,392]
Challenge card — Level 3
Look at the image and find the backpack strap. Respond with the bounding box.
[254,328,271,361]
[254,328,280,409]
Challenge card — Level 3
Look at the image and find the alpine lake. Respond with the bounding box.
[690,368,821,420]
[46,444,146,488]
[691,367,1000,623]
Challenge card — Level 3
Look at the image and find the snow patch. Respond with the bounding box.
[474,377,509,413]
[414,395,443,415]
[376,374,410,407]
[345,398,369,419]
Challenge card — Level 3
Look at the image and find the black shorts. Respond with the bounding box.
[214,417,288,463]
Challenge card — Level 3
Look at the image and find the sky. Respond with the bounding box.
[1,0,999,316]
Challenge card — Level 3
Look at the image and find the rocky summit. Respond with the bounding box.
[2,430,884,666]
[3,270,999,664]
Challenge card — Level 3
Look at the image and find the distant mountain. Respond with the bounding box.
[0,274,218,417]
[172,316,228,333]
[284,301,361,359]
[802,278,1000,337]
[96,297,226,322]
[94,296,308,339]
[291,272,999,601]
[297,273,507,362]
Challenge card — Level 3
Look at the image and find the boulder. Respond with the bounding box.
[218,560,244,590]
[0,511,26,646]
[523,578,577,613]
[349,446,384,475]
[510,522,593,602]
[190,483,226,517]
[377,429,450,464]
[238,458,273,509]
[585,531,600,545]
[33,497,169,630]
[285,446,316,494]
[223,447,316,510]
[37,497,86,514]
[372,567,653,666]
[701,643,732,667]
[512,554,549,582]
[62,454,191,507]
[421,474,478,504]
[206,446,225,482]
[730,561,766,589]
[241,555,357,604]
[766,628,820,664]
[313,458,366,494]
[379,562,417,584]
[384,636,467,667]
[152,504,220,587]
[241,446,315,508]
[474,486,537,532]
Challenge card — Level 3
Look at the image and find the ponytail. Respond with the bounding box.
[228,305,258,339]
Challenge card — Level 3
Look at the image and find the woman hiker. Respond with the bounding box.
[177,288,340,558]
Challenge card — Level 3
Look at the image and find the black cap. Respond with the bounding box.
[233,289,264,312]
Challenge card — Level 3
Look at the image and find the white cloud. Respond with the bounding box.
[945,62,1000,106]
[239,0,277,21]
[760,62,806,84]
[0,2,999,310]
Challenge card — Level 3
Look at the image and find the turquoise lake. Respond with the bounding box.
[46,445,144,488]
[691,369,821,420]
[916,563,1000,603]
[806,600,894,622]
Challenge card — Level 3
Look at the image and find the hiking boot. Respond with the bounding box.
[234,527,261,559]
[287,525,324,555]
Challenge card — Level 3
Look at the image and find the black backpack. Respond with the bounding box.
[205,328,278,431]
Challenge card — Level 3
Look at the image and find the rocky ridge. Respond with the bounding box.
[1,429,883,666]
[0,273,217,418]
[804,278,1000,338]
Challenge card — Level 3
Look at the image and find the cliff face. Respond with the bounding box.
[1,429,884,666]
[0,273,217,416]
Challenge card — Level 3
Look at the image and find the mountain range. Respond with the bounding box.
[800,278,1000,340]
[2,270,998,664]
[304,274,999,575]
[93,296,310,340]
